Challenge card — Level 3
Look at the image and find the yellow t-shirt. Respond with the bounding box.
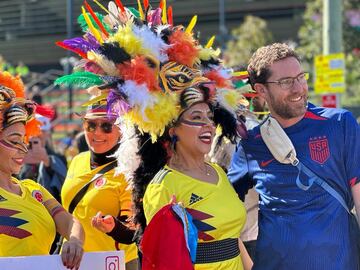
[61,151,137,262]
[0,178,56,256]
[144,163,247,270]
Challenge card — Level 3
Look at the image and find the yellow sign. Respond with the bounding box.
[314,53,345,93]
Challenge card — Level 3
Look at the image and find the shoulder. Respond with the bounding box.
[71,151,90,164]
[16,178,41,189]
[305,103,352,123]
[150,167,172,185]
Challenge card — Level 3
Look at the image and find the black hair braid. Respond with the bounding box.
[213,104,239,147]
[132,130,170,243]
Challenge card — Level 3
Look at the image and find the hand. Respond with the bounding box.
[61,237,83,270]
[91,211,115,233]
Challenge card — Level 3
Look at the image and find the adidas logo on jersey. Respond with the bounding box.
[0,195,6,202]
[189,193,203,205]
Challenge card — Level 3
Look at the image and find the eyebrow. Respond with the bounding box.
[276,72,305,81]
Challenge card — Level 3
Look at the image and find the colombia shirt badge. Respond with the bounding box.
[32,190,43,203]
[94,177,107,188]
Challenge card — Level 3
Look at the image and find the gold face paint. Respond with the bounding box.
[0,136,28,154]
[178,108,214,127]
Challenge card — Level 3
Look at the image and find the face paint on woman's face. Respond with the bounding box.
[0,136,28,154]
[177,108,214,128]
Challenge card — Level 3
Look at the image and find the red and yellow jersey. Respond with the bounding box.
[0,178,56,256]
[61,151,137,262]
[144,163,246,270]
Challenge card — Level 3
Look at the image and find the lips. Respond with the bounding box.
[13,158,24,165]
[198,131,212,144]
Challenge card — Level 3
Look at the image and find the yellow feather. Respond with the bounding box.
[81,6,103,44]
[124,93,179,142]
[185,15,197,34]
[92,0,110,14]
[137,0,144,20]
[205,35,215,48]
[198,47,221,61]
[232,71,248,77]
[161,0,167,24]
[108,23,150,57]
[82,93,108,107]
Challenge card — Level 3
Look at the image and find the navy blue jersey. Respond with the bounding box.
[228,103,360,270]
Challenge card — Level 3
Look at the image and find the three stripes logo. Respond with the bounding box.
[0,208,32,239]
[189,193,203,205]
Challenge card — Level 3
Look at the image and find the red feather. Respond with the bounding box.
[118,56,160,91]
[167,30,199,67]
[143,0,149,10]
[55,41,88,59]
[84,1,109,37]
[35,104,55,120]
[115,0,126,13]
[204,70,232,88]
[167,6,173,25]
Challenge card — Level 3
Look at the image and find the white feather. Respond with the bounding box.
[114,123,140,188]
[132,24,170,62]
[121,80,156,118]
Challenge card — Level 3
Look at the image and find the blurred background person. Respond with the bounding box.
[0,72,84,269]
[61,101,138,270]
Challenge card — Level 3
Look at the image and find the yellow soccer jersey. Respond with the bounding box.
[61,151,137,262]
[144,163,246,270]
[0,178,56,256]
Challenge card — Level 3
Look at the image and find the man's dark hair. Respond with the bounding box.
[247,43,301,86]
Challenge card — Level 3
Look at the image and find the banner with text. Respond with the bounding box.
[0,251,125,270]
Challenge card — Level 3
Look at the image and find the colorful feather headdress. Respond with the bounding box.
[55,0,248,141]
[0,72,54,141]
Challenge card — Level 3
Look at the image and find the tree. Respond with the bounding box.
[224,15,273,67]
[297,0,360,106]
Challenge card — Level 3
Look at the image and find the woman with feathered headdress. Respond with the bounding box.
[0,72,84,269]
[55,1,252,269]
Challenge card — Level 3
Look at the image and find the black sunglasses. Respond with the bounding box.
[84,120,114,134]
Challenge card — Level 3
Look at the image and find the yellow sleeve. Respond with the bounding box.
[117,175,132,217]
[143,182,172,224]
[20,179,55,202]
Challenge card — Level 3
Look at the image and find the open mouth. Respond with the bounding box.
[289,96,302,102]
[198,131,212,144]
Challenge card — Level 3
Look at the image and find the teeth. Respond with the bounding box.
[200,132,211,137]
[290,96,302,102]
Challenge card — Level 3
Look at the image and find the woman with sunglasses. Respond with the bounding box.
[61,101,138,270]
[0,72,84,269]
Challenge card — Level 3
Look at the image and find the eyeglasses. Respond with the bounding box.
[84,120,114,134]
[265,72,309,90]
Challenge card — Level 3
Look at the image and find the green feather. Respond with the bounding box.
[77,12,112,33]
[54,72,104,88]
[128,7,140,18]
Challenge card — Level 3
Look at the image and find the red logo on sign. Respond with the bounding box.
[309,137,330,164]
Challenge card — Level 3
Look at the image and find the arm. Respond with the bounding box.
[227,144,254,201]
[352,184,360,226]
[343,112,360,225]
[43,199,84,270]
[239,239,253,270]
[91,211,135,244]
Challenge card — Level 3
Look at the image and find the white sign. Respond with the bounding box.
[0,251,125,270]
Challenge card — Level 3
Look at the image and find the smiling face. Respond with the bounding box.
[255,57,308,127]
[0,122,27,175]
[83,117,121,154]
[172,102,215,157]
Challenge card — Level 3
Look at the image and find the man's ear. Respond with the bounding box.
[253,83,266,98]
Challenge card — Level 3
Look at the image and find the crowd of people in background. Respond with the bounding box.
[0,1,359,270]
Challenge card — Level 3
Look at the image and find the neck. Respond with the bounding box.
[169,149,206,172]
[90,143,119,169]
[272,113,304,128]
[0,170,15,191]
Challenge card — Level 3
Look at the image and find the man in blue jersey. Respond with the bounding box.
[228,43,360,270]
